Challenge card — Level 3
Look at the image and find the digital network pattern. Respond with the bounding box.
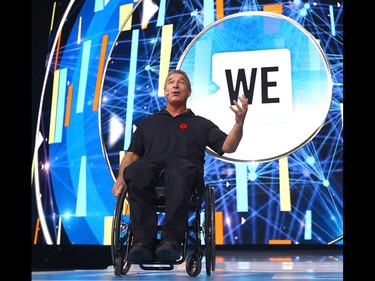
[32,0,343,245]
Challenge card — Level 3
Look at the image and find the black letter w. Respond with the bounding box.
[225,68,255,105]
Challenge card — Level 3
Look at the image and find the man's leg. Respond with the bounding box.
[124,159,158,261]
[155,159,198,261]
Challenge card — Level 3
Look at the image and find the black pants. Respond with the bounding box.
[124,159,200,245]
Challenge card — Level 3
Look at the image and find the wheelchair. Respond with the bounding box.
[111,175,216,277]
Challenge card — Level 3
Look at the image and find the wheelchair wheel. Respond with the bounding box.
[186,252,202,277]
[204,184,216,275]
[111,187,132,276]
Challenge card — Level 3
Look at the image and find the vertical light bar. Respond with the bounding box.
[193,39,211,96]
[54,67,68,143]
[158,24,173,97]
[33,218,40,245]
[304,210,312,240]
[141,0,159,29]
[64,84,74,127]
[54,33,62,71]
[120,4,134,31]
[263,3,283,14]
[76,155,87,216]
[94,0,105,12]
[156,0,166,26]
[57,217,62,245]
[48,69,60,144]
[48,0,57,82]
[124,29,140,150]
[119,150,125,163]
[200,211,223,245]
[203,0,215,27]
[77,16,82,44]
[93,34,109,111]
[309,39,321,70]
[215,212,224,245]
[340,103,343,123]
[263,4,283,35]
[279,156,291,211]
[329,5,336,36]
[103,216,113,245]
[269,239,292,244]
[76,40,92,113]
[236,163,248,212]
[216,0,224,20]
[49,1,56,33]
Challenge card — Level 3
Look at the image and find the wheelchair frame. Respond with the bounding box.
[111,182,216,277]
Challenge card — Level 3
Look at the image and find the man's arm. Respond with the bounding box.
[221,95,248,153]
[111,151,140,196]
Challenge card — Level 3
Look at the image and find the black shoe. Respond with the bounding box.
[155,239,182,262]
[128,242,155,262]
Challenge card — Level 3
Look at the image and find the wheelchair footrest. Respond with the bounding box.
[139,264,174,270]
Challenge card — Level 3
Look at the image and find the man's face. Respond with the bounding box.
[164,73,191,106]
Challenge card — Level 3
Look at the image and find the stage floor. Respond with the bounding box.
[31,248,343,281]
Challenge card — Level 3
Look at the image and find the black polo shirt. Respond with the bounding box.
[127,108,228,171]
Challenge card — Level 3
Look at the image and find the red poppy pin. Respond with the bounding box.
[179,123,188,130]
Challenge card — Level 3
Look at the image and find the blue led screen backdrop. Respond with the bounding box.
[32,0,343,246]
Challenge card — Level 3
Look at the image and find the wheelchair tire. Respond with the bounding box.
[204,184,216,275]
[186,252,202,277]
[209,183,216,271]
[114,256,131,276]
[111,187,132,276]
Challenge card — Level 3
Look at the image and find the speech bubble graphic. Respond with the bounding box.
[178,11,332,163]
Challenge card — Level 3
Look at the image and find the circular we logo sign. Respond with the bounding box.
[178,11,332,163]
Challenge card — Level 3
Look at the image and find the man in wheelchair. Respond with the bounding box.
[111,69,248,263]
